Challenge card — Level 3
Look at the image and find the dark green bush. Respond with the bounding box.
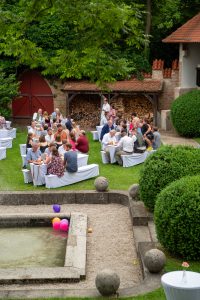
[170,90,200,137]
[155,175,200,260]
[139,145,200,211]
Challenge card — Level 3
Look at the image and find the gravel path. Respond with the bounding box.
[0,203,142,290]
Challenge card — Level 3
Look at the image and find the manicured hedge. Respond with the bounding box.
[155,175,200,260]
[139,145,200,211]
[170,90,200,137]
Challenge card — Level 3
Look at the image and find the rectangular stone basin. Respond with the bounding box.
[0,212,87,284]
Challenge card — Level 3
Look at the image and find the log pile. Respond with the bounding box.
[70,94,153,129]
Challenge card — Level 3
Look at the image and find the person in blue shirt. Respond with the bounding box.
[100,119,114,141]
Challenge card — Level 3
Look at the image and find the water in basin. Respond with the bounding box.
[0,227,67,268]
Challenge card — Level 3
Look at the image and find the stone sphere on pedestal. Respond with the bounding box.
[128,184,140,201]
[94,176,109,192]
[144,249,166,273]
[95,269,120,296]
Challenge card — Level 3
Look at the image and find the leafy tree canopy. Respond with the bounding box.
[0,0,150,85]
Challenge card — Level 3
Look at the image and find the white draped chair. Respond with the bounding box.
[0,147,6,160]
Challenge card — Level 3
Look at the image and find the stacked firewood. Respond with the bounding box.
[69,94,153,129]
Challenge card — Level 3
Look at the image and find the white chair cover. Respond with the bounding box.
[101,151,109,164]
[0,130,9,138]
[0,147,6,160]
[22,169,33,183]
[122,152,146,167]
[8,128,16,139]
[0,137,13,148]
[30,163,47,186]
[5,121,11,129]
[20,144,27,156]
[45,164,99,188]
[96,125,103,141]
[91,131,99,141]
[77,153,89,168]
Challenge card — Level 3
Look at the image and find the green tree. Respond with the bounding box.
[0,0,149,85]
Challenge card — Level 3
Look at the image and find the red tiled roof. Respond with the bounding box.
[163,13,200,43]
[63,79,163,93]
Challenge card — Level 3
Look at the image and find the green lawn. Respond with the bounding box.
[0,129,142,191]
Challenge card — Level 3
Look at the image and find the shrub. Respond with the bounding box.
[139,145,200,211]
[154,175,200,260]
[170,90,200,137]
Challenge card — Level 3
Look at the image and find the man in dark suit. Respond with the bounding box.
[100,119,114,141]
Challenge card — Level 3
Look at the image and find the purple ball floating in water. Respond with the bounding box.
[53,204,61,213]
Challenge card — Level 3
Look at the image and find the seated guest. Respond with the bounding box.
[55,135,62,149]
[28,121,37,136]
[54,124,68,141]
[102,130,117,162]
[100,119,114,141]
[47,147,64,177]
[58,139,68,156]
[33,108,43,123]
[152,126,161,150]
[39,135,48,153]
[45,142,56,157]
[71,121,80,139]
[26,142,42,164]
[51,108,63,121]
[69,132,76,151]
[141,118,154,150]
[63,143,78,173]
[76,130,89,154]
[65,116,73,132]
[43,111,51,127]
[45,127,55,145]
[129,112,140,131]
[115,130,136,165]
[26,133,33,151]
[40,124,48,136]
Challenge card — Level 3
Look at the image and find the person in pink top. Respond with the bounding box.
[69,132,76,151]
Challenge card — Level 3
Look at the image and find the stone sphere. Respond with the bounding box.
[128,184,140,201]
[95,269,120,296]
[94,176,109,192]
[144,249,166,273]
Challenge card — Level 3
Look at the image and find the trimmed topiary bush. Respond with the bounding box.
[171,90,200,137]
[139,145,200,211]
[155,175,200,260]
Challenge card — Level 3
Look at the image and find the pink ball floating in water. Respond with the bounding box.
[60,222,69,232]
[61,219,69,225]
[53,204,61,213]
[53,221,60,230]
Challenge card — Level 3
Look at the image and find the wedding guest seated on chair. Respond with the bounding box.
[69,132,76,151]
[45,142,56,157]
[45,127,55,145]
[63,143,78,173]
[102,130,117,163]
[115,130,136,165]
[55,135,62,149]
[152,126,161,150]
[26,133,33,152]
[26,142,42,164]
[46,147,64,177]
[54,124,68,141]
[39,135,48,153]
[100,119,114,141]
[76,130,89,154]
[58,139,68,156]
[33,108,43,123]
